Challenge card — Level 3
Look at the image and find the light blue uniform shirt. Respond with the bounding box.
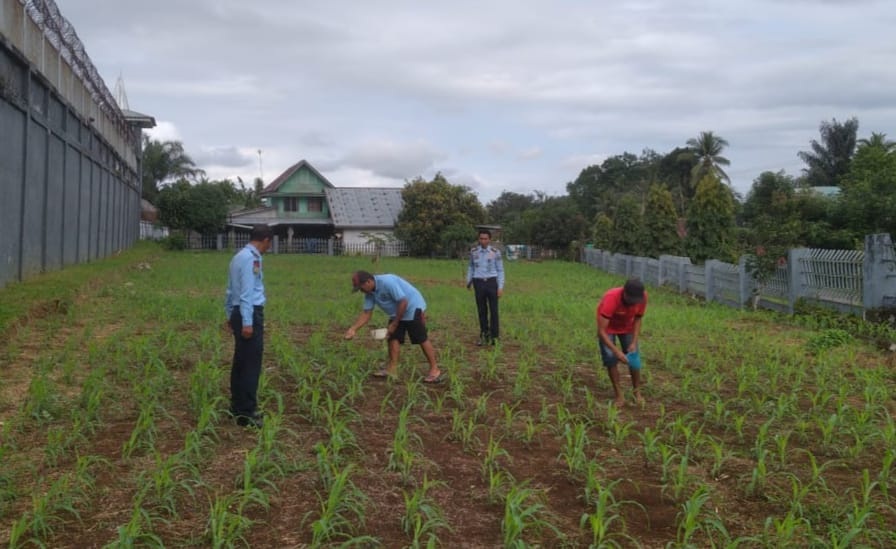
[225,243,266,327]
[466,246,505,289]
[363,274,426,321]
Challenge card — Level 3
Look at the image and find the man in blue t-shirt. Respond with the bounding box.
[344,270,443,383]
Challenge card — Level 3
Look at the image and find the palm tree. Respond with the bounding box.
[141,136,206,202]
[857,132,896,153]
[797,117,859,187]
[682,131,731,185]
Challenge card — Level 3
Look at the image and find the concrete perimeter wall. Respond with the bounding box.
[1,0,142,288]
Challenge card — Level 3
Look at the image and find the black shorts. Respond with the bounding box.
[390,308,428,344]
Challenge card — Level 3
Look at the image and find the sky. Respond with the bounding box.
[55,0,896,204]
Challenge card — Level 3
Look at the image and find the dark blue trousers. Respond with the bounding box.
[230,306,264,417]
[473,278,500,340]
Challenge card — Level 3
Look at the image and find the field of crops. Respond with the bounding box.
[1,243,894,548]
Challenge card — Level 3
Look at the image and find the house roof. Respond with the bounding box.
[228,206,330,227]
[325,187,403,229]
[262,159,334,195]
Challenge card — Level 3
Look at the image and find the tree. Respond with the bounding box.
[592,213,613,250]
[643,183,681,257]
[683,131,731,185]
[837,141,896,239]
[141,136,205,203]
[608,194,644,255]
[657,146,699,215]
[394,173,486,256]
[857,131,896,153]
[486,191,537,226]
[527,195,588,257]
[797,117,859,187]
[685,174,737,262]
[566,151,655,222]
[156,180,232,233]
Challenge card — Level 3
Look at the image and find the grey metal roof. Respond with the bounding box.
[325,187,404,228]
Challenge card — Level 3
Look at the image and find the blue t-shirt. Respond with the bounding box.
[363,274,426,321]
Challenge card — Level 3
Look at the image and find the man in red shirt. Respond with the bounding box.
[596,278,647,407]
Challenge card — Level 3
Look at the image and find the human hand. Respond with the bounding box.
[241,326,253,339]
[497,288,503,298]
[344,327,356,340]
[466,281,472,290]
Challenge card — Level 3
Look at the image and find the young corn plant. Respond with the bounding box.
[206,492,253,549]
[558,422,590,479]
[674,485,730,548]
[389,405,423,485]
[449,409,481,452]
[579,476,641,549]
[481,433,512,480]
[502,482,562,548]
[402,476,452,548]
[307,464,371,547]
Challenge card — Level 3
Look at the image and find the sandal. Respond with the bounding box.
[371,369,396,379]
[423,372,445,384]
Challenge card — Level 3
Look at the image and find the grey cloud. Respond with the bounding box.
[193,146,256,168]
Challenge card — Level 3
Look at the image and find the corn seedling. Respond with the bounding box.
[308,464,369,546]
[674,485,729,548]
[481,433,511,480]
[502,482,562,548]
[558,422,590,479]
[579,476,641,549]
[402,476,452,547]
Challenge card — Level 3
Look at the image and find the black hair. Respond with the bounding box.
[250,224,273,242]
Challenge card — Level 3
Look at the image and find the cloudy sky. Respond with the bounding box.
[57,0,895,203]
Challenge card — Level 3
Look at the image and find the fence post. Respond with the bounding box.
[273,235,279,254]
[864,233,896,311]
[328,237,334,256]
[788,247,809,314]
[705,260,717,303]
[738,255,753,308]
[217,234,223,251]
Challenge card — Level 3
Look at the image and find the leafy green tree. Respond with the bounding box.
[592,213,613,250]
[739,171,802,284]
[857,131,896,153]
[486,191,537,225]
[141,136,205,203]
[156,180,232,233]
[683,131,731,185]
[394,173,486,256]
[528,196,588,255]
[685,174,737,262]
[440,224,479,258]
[566,151,656,222]
[657,146,699,215]
[797,117,859,187]
[643,183,681,257]
[608,194,644,255]
[838,142,896,238]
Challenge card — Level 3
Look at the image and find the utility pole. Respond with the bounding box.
[257,149,263,183]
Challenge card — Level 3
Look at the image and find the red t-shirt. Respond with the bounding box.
[596,287,648,334]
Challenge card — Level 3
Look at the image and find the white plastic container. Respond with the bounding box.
[371,328,388,340]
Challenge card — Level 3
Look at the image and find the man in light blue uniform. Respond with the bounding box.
[344,270,443,383]
[466,229,505,345]
[224,224,272,428]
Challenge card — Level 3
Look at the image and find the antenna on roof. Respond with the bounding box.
[113,73,130,110]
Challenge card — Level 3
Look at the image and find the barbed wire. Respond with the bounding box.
[22,0,129,134]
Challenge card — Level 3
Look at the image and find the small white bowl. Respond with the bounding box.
[371,328,388,340]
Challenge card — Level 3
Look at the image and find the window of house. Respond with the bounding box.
[284,197,298,212]
[307,197,323,212]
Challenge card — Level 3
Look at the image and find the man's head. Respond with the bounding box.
[250,224,273,253]
[478,229,491,248]
[622,278,645,305]
[351,270,375,293]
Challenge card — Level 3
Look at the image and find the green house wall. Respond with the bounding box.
[269,165,331,219]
